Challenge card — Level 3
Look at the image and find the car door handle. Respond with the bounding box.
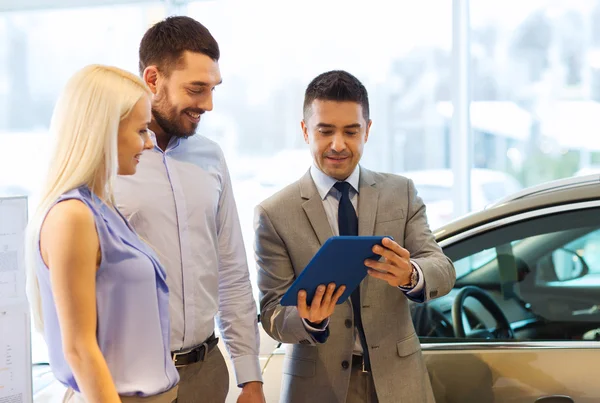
[572,305,600,315]
[535,396,573,403]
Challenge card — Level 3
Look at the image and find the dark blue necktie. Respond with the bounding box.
[333,181,371,371]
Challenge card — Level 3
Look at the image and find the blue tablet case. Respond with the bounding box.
[280,236,391,306]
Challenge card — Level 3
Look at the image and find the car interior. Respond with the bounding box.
[411,207,600,345]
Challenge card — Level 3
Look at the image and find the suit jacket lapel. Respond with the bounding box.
[358,167,378,236]
[300,170,334,246]
[357,167,379,301]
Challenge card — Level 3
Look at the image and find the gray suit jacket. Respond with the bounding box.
[255,167,456,403]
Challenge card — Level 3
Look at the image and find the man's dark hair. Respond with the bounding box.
[139,16,220,76]
[303,70,370,121]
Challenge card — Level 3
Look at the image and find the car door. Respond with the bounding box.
[415,201,600,403]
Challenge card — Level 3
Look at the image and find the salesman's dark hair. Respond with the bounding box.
[303,70,370,121]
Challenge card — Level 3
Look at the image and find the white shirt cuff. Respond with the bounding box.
[232,354,263,387]
[302,317,330,332]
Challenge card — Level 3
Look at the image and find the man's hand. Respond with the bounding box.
[365,237,413,287]
[237,381,265,403]
[298,283,346,325]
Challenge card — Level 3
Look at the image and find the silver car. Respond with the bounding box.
[417,174,600,403]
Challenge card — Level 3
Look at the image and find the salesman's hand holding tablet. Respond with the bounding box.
[365,237,413,288]
[297,283,346,325]
[280,236,394,327]
[294,237,412,325]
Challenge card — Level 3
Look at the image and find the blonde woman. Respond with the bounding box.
[25,65,179,403]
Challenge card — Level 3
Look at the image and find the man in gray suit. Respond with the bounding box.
[255,70,456,403]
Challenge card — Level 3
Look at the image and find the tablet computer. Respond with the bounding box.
[280,235,391,306]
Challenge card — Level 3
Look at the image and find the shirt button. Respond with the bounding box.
[341,360,350,370]
[345,319,352,328]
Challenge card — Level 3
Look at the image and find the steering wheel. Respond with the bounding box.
[451,286,515,339]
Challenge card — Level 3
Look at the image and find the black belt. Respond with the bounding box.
[171,333,219,367]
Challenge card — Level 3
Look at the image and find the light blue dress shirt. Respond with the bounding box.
[114,132,261,386]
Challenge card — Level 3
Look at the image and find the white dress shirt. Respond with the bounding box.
[114,132,261,386]
[304,164,424,354]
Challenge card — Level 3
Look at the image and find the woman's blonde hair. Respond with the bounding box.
[25,64,151,334]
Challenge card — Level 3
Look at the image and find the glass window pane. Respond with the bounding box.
[0,2,165,210]
[453,248,498,278]
[470,1,600,190]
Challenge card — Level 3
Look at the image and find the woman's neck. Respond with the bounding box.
[90,175,111,206]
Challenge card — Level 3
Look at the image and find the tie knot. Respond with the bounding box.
[334,181,351,197]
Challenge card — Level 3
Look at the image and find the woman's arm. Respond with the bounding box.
[41,199,120,403]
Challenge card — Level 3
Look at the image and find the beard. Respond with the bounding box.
[152,89,203,139]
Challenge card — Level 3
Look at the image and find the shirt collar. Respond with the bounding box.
[148,129,182,151]
[310,163,360,201]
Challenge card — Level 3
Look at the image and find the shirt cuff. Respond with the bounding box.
[302,317,330,332]
[399,260,425,296]
[232,354,263,387]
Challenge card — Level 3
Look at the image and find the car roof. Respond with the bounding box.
[433,174,600,242]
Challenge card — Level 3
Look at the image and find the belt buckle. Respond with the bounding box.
[172,351,185,368]
[172,342,209,367]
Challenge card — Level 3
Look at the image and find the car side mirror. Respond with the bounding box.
[551,247,589,281]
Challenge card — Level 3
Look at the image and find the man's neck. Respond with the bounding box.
[149,120,171,152]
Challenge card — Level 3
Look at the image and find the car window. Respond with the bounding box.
[454,240,525,278]
[539,228,600,285]
[453,248,497,278]
[415,206,600,344]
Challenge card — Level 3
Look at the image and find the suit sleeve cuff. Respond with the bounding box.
[232,354,263,388]
[302,317,330,332]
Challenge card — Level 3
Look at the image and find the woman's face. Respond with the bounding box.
[117,95,153,176]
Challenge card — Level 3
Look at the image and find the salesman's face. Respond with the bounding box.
[302,100,371,181]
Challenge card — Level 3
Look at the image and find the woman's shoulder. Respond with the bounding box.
[43,198,96,237]
[39,196,99,270]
